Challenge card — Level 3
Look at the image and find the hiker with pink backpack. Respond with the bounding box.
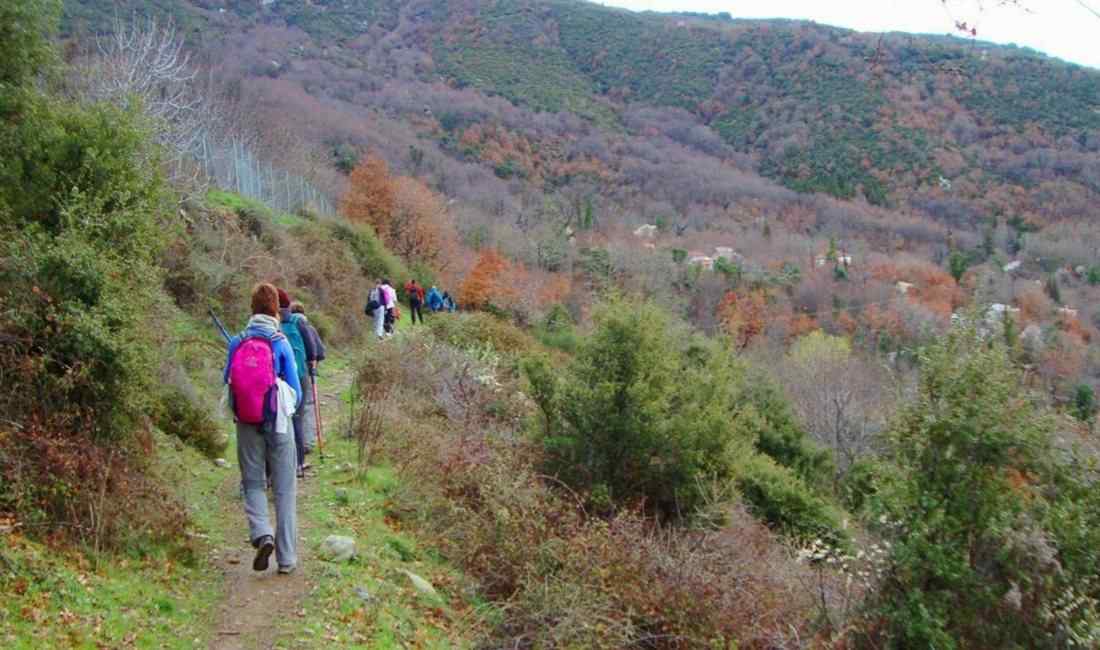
[224,283,302,575]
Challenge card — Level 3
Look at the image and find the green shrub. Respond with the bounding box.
[0,99,167,438]
[427,312,538,356]
[153,381,226,459]
[367,332,824,647]
[861,325,1100,647]
[736,454,848,548]
[1073,383,1097,423]
[535,304,579,353]
[327,221,409,284]
[523,297,749,519]
[535,327,580,354]
[0,0,58,92]
[735,376,834,488]
[838,457,887,513]
[0,6,181,546]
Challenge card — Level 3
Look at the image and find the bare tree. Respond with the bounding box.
[83,15,212,190]
[774,331,892,481]
[76,15,337,214]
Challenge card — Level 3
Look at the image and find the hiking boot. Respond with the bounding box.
[277,565,296,575]
[252,535,275,572]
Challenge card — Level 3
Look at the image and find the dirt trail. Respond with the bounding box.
[208,478,314,650]
[208,364,355,650]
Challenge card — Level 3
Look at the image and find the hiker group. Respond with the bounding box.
[365,278,455,340]
[222,278,456,575]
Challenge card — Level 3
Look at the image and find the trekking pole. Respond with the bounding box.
[311,370,325,462]
[208,307,231,344]
[347,374,357,440]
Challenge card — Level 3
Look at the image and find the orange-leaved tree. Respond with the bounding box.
[340,155,455,267]
[460,249,513,310]
[718,289,768,349]
[390,176,455,266]
[340,155,396,232]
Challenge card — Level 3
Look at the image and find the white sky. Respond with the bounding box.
[595,0,1100,69]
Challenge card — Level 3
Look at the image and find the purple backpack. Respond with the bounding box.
[228,334,282,432]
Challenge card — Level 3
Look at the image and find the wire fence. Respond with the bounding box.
[198,134,336,216]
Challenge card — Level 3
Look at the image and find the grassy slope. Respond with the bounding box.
[277,350,486,648]
[0,346,482,648]
[0,431,227,649]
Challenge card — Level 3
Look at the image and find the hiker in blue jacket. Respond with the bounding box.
[278,288,316,478]
[426,285,443,312]
[223,283,301,575]
[290,301,325,461]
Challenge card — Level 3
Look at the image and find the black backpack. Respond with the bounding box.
[365,287,381,314]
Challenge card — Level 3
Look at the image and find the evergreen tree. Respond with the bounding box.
[1002,310,1018,352]
[947,251,969,283]
[864,326,1100,647]
[1045,273,1062,304]
[1073,384,1096,424]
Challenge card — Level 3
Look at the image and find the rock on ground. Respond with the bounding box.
[400,569,437,597]
[319,535,356,563]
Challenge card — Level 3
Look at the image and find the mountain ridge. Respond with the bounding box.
[61,0,1100,241]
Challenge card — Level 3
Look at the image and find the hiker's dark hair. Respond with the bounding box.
[290,301,305,314]
[251,283,279,317]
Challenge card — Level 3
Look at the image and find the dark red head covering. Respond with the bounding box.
[277,288,290,309]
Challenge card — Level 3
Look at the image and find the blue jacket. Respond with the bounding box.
[426,287,443,311]
[223,324,302,407]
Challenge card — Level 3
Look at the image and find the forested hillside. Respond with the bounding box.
[5,0,1100,646]
[63,0,1100,218]
[57,0,1100,399]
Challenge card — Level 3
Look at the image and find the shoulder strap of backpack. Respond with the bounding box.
[238,331,283,359]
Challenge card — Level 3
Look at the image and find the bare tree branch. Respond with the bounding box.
[1075,0,1100,20]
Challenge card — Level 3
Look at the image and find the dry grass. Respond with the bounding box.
[352,330,855,648]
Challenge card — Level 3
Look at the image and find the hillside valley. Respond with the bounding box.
[4,0,1100,647]
[58,0,1100,394]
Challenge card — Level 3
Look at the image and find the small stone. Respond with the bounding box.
[319,535,356,563]
[400,570,437,597]
[354,586,373,602]
[214,458,230,468]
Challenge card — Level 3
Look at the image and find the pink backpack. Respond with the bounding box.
[229,335,280,427]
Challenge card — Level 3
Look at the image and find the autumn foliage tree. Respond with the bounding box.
[340,155,395,229]
[340,155,456,266]
[718,290,768,349]
[390,175,454,266]
[459,249,514,310]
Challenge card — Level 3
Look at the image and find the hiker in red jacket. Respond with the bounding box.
[404,279,426,325]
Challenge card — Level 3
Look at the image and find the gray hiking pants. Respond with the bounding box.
[373,306,385,338]
[236,422,298,569]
